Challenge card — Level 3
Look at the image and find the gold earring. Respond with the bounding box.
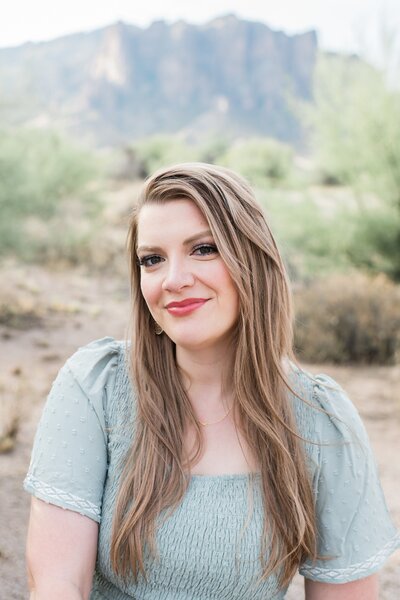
[154,322,163,335]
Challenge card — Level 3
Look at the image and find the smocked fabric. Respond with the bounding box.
[24,337,400,598]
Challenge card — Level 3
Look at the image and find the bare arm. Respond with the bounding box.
[305,574,379,600]
[26,497,99,600]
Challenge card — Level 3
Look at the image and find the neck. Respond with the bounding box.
[176,342,234,409]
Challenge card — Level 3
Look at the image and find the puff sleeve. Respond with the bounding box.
[23,337,120,523]
[299,374,400,583]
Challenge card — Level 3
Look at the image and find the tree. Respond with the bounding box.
[309,50,400,280]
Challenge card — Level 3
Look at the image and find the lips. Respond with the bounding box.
[166,298,207,308]
[165,298,209,316]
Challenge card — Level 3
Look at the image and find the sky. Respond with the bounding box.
[1,0,399,57]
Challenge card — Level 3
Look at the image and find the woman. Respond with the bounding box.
[24,163,399,599]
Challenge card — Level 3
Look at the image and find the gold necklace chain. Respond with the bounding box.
[198,404,233,427]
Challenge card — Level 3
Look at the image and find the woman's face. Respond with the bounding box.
[136,199,239,353]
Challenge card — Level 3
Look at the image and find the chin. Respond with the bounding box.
[169,334,211,351]
[169,329,234,354]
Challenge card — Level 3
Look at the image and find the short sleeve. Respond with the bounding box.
[23,337,120,523]
[299,373,400,583]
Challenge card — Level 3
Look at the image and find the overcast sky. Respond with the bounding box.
[1,0,399,56]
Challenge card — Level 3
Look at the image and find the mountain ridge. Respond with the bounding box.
[0,15,319,146]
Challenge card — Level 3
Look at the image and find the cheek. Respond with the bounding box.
[216,267,240,314]
[140,276,161,311]
[227,287,240,318]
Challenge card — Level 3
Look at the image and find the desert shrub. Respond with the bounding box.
[132,135,201,177]
[258,183,400,283]
[310,54,400,197]
[198,136,231,164]
[130,135,293,185]
[307,52,400,281]
[219,138,293,185]
[113,136,231,180]
[256,188,355,280]
[345,205,400,281]
[0,128,102,262]
[294,273,400,364]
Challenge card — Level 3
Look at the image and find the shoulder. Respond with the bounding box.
[65,336,124,393]
[23,337,126,521]
[287,364,366,444]
[55,336,129,433]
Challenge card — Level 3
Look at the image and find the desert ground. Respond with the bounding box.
[0,264,399,599]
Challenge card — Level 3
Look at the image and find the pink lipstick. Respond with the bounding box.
[166,298,208,316]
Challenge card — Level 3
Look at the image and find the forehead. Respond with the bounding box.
[137,200,209,241]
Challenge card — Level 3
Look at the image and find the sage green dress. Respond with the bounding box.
[24,337,400,599]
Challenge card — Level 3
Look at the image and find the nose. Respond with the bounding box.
[161,258,195,292]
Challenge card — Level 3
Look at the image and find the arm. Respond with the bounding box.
[299,374,400,591]
[305,574,379,600]
[26,497,99,600]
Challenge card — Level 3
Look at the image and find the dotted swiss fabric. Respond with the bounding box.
[24,337,400,598]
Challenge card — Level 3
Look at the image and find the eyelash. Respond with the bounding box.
[137,244,218,268]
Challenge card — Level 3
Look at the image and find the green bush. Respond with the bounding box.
[345,206,400,281]
[294,273,400,364]
[257,188,355,281]
[310,54,400,199]
[129,135,293,185]
[132,135,201,177]
[0,128,101,262]
[219,138,293,185]
[198,137,231,165]
[307,53,400,281]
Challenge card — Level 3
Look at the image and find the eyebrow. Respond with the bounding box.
[137,229,213,254]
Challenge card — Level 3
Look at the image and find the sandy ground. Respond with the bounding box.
[0,265,399,599]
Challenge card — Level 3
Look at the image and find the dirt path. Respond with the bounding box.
[1,265,399,598]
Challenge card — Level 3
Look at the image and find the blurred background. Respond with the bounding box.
[0,1,399,598]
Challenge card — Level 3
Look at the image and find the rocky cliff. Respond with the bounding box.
[0,15,318,145]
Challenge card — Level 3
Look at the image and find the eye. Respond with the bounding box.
[192,243,218,257]
[137,254,164,268]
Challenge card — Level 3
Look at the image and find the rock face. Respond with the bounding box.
[0,15,318,145]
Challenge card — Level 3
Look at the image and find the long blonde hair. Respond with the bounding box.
[111,163,317,587]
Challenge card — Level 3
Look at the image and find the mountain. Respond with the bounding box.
[0,15,318,146]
